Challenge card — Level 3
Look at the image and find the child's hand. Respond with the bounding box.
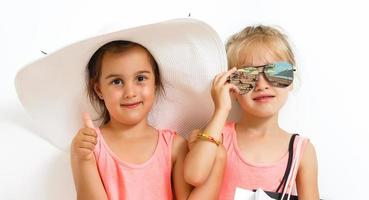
[187,129,201,150]
[211,68,239,112]
[71,112,98,161]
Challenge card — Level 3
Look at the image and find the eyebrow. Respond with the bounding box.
[104,70,152,80]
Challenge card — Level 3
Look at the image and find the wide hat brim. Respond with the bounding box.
[15,18,228,151]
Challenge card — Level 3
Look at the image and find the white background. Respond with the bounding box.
[1,0,368,199]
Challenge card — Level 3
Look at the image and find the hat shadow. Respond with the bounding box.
[0,100,42,137]
[1,101,75,199]
[42,151,75,199]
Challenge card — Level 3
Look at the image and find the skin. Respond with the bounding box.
[186,130,228,200]
[185,47,319,199]
[71,46,192,200]
[71,113,107,200]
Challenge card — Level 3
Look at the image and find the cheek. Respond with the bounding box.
[274,89,290,106]
[236,94,253,108]
[140,84,156,100]
[279,93,289,104]
[102,87,122,103]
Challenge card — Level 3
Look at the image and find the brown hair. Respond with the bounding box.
[226,25,295,69]
[86,40,164,125]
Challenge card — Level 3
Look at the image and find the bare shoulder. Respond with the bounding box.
[171,134,189,163]
[296,140,320,198]
[300,140,318,169]
[173,134,187,152]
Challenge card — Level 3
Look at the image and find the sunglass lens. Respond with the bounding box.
[229,69,257,95]
[264,62,294,87]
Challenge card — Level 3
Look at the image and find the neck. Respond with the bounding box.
[237,112,281,136]
[104,117,153,139]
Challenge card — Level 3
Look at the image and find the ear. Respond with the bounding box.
[94,83,103,99]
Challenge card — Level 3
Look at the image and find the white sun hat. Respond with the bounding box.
[15,18,228,151]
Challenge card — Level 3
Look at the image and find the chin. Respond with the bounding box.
[243,107,279,118]
[115,119,143,126]
[109,111,147,126]
[251,111,278,118]
[241,101,286,118]
[120,115,147,125]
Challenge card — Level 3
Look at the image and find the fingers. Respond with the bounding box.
[79,141,96,151]
[72,121,98,160]
[212,68,240,95]
[213,67,237,86]
[188,129,200,144]
[187,129,201,150]
[74,129,98,160]
[75,129,97,147]
[83,112,95,129]
[227,83,240,94]
[81,133,97,144]
[81,112,97,137]
[78,148,94,160]
[81,127,97,137]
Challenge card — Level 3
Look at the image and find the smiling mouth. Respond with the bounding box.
[120,102,142,108]
[253,95,275,101]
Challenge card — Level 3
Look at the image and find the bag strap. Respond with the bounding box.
[281,137,303,200]
[275,134,298,193]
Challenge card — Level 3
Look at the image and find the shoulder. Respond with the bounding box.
[224,121,236,131]
[296,139,320,197]
[291,135,317,169]
[157,129,188,164]
[221,121,236,149]
[158,128,177,145]
[222,121,236,137]
[172,134,188,156]
[299,140,318,170]
[171,134,188,164]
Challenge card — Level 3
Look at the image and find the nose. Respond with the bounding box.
[254,73,270,92]
[123,82,137,99]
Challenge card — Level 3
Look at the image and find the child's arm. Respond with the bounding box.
[296,141,320,200]
[187,144,227,200]
[70,114,108,200]
[184,68,238,186]
[71,152,107,200]
[171,135,193,200]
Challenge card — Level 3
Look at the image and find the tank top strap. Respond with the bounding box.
[221,121,236,150]
[158,129,176,146]
[156,129,176,160]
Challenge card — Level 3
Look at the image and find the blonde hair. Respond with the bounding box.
[226,25,295,69]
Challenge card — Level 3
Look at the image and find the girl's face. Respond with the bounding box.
[235,47,292,118]
[95,47,156,125]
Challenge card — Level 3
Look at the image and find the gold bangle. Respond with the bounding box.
[197,132,221,146]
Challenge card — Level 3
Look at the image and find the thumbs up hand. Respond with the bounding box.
[71,112,98,161]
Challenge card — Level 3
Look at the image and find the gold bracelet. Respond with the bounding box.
[197,132,221,146]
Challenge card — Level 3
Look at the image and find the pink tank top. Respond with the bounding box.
[93,129,175,200]
[219,122,308,200]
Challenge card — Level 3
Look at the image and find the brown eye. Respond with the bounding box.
[112,79,123,85]
[137,75,147,82]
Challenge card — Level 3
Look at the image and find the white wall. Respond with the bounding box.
[1,0,368,199]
